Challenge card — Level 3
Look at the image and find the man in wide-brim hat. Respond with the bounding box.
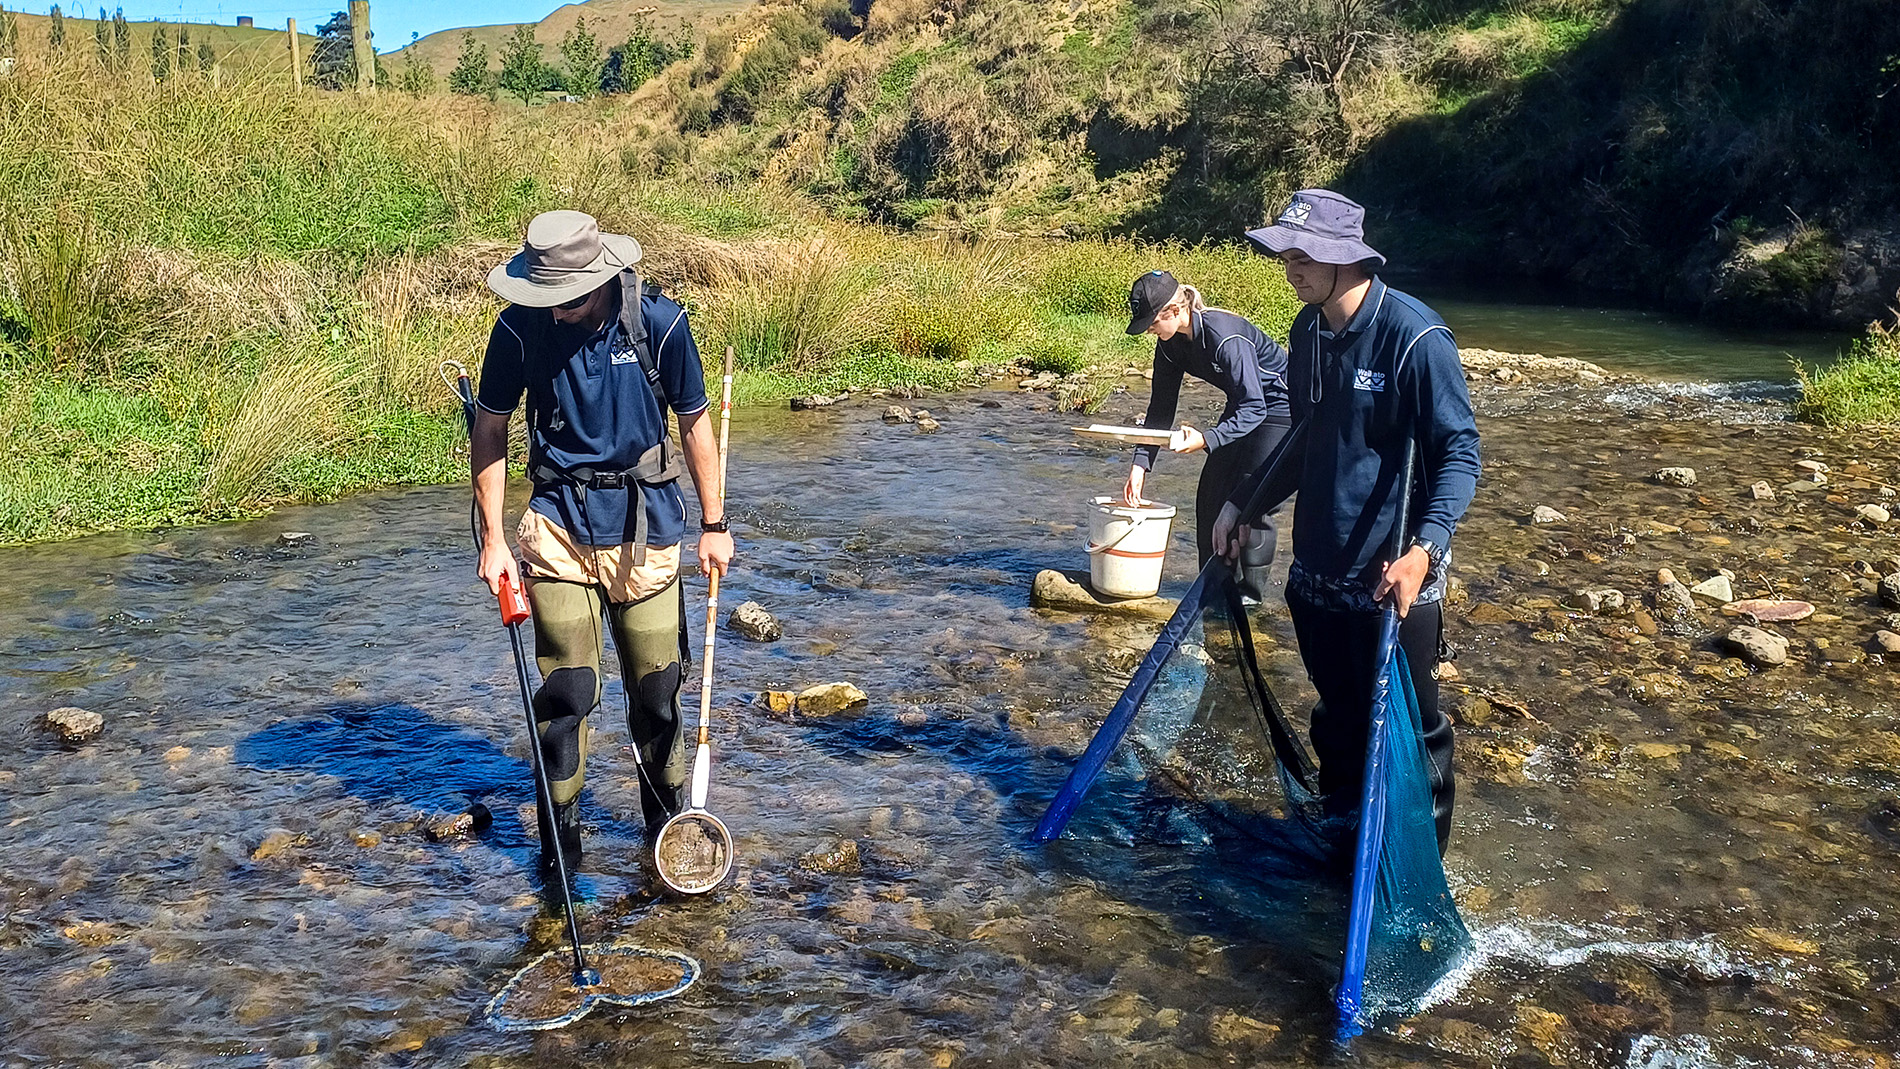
[471,209,735,882]
[1214,189,1481,853]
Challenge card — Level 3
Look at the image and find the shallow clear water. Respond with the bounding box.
[2,380,1897,1067]
[1413,285,1850,383]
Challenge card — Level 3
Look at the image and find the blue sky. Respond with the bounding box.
[39,1,568,48]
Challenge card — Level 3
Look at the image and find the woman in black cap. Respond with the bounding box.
[1122,270,1291,601]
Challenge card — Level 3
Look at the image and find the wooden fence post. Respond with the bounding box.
[287,18,301,90]
[349,0,373,93]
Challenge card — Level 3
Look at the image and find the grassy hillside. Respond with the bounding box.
[389,0,754,75]
[2,9,316,69]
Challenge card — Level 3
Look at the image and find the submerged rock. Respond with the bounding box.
[1030,569,1178,620]
[1857,504,1891,525]
[42,706,103,744]
[1873,631,1900,656]
[1721,598,1814,622]
[1690,574,1735,603]
[1530,505,1567,524]
[798,838,863,875]
[915,415,942,433]
[882,405,915,424]
[789,393,845,410]
[276,532,316,548]
[1751,481,1777,501]
[1653,467,1698,487]
[1566,587,1626,614]
[422,803,492,842]
[729,601,783,642]
[1880,573,1900,610]
[1724,626,1790,668]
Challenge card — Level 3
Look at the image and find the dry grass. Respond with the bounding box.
[699,233,882,368]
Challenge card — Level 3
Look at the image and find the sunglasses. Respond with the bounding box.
[554,291,593,311]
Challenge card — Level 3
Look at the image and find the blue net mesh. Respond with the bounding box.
[1035,562,1469,1041]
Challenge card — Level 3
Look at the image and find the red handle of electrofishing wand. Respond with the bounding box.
[498,572,531,626]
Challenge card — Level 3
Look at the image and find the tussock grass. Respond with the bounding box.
[701,235,881,369]
[1797,323,1900,427]
[201,350,356,512]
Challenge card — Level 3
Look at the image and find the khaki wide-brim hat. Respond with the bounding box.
[487,210,642,307]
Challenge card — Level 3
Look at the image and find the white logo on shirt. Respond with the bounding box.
[1353,368,1386,392]
[610,345,638,366]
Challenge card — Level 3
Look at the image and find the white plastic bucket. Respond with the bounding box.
[1086,496,1177,599]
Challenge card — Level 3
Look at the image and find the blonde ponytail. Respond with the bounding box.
[1171,284,1207,315]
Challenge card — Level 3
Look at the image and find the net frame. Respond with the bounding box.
[484,945,702,1032]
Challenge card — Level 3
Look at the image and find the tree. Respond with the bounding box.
[603,14,690,95]
[197,38,213,72]
[310,9,355,89]
[560,15,603,98]
[94,7,108,64]
[398,45,434,96]
[497,24,545,105]
[149,24,167,80]
[49,5,64,51]
[447,31,490,96]
[111,7,129,67]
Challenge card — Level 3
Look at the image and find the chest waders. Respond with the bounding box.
[514,271,701,866]
[441,363,702,1032]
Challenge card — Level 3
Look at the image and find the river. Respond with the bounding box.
[2,309,1896,1067]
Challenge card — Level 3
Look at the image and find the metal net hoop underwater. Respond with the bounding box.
[484,944,702,1032]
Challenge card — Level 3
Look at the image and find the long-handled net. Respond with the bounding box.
[1034,559,1469,1039]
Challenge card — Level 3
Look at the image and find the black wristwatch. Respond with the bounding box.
[701,518,730,533]
[1410,536,1445,569]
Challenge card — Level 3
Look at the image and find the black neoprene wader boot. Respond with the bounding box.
[1197,417,1292,602]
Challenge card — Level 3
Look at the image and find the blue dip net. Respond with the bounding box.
[1034,561,1470,1041]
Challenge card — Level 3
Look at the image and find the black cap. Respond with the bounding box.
[1125,270,1179,335]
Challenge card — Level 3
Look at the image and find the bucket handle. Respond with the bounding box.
[1086,509,1149,555]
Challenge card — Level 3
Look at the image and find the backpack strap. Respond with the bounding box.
[616,270,687,412]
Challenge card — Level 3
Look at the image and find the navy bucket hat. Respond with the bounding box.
[1244,189,1385,268]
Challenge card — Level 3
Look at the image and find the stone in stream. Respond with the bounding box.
[1565,587,1626,614]
[276,531,316,548]
[1650,573,1701,628]
[789,393,845,410]
[795,682,869,718]
[1529,505,1567,524]
[1689,574,1735,603]
[882,405,914,424]
[1030,569,1178,620]
[1873,631,1900,657]
[915,415,942,433]
[42,706,103,744]
[1653,467,1698,487]
[1856,504,1891,525]
[1720,599,1815,622]
[1751,481,1777,501]
[422,803,492,842]
[728,601,783,642]
[798,838,863,875]
[1797,459,1831,475]
[1880,573,1900,610]
[1723,626,1790,668]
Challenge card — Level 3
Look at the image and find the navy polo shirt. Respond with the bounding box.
[477,281,709,549]
[1230,277,1480,587]
[1134,307,1290,470]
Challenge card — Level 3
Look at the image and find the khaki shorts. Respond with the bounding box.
[516,509,681,604]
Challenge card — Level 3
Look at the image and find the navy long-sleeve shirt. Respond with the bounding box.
[1133,307,1290,471]
[1228,278,1480,586]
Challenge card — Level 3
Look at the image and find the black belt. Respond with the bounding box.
[531,439,685,566]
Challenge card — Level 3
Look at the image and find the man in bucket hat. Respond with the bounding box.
[1213,189,1480,852]
[471,210,735,882]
